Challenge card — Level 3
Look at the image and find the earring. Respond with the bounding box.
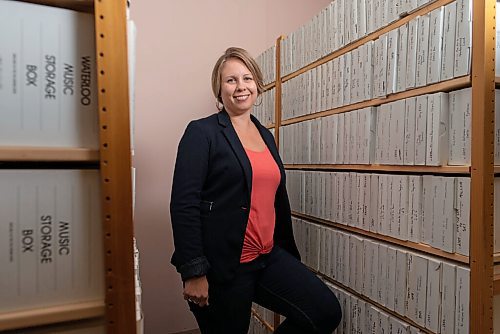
[254,95,263,107]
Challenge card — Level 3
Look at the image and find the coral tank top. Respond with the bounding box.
[240,147,281,263]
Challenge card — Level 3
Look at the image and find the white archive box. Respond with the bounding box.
[449,87,472,166]
[396,175,409,240]
[425,257,442,332]
[453,0,472,77]
[432,176,455,252]
[495,178,500,253]
[374,34,388,98]
[455,265,470,334]
[405,252,428,327]
[0,0,98,149]
[415,13,430,88]
[389,100,406,165]
[404,97,417,165]
[414,95,428,165]
[426,92,449,166]
[408,175,423,243]
[427,6,445,84]
[343,52,352,106]
[495,90,500,165]
[441,1,457,81]
[497,1,500,77]
[394,248,407,315]
[386,29,399,95]
[406,18,419,89]
[385,246,397,310]
[0,170,103,313]
[363,42,374,101]
[441,261,457,334]
[396,23,409,93]
[455,176,470,256]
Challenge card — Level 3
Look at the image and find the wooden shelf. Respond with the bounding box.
[0,300,105,331]
[316,272,434,334]
[281,0,455,83]
[292,212,470,265]
[285,164,470,174]
[17,0,93,12]
[251,309,274,332]
[281,76,471,126]
[264,82,276,91]
[0,147,99,162]
[265,123,275,130]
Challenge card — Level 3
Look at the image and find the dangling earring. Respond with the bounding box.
[215,99,223,111]
[254,94,263,107]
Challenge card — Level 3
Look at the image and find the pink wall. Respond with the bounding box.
[132,1,331,332]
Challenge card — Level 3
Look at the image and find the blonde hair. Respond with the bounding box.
[211,47,264,105]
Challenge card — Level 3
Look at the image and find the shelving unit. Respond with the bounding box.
[0,0,136,333]
[255,0,497,332]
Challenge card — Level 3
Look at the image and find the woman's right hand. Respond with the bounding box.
[183,275,209,307]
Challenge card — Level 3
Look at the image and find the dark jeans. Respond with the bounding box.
[188,246,342,334]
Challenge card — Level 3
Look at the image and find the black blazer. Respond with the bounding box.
[170,110,300,283]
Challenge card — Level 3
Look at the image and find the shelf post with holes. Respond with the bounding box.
[469,0,496,332]
[94,0,137,333]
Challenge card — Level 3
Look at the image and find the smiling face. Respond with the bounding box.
[219,58,258,117]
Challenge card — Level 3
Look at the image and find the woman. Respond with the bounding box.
[170,47,341,333]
